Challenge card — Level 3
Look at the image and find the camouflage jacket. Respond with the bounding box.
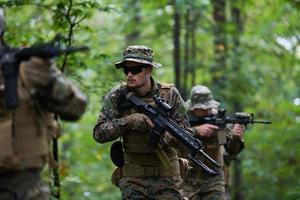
[93,78,192,153]
[0,62,87,169]
[93,77,191,147]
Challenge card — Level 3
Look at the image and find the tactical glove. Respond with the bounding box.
[19,57,52,90]
[125,113,154,133]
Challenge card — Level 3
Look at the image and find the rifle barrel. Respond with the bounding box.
[253,120,272,124]
[62,46,90,53]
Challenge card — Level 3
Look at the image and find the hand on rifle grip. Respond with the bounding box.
[125,113,154,132]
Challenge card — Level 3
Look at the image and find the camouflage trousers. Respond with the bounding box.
[182,168,226,200]
[0,168,50,200]
[119,176,185,200]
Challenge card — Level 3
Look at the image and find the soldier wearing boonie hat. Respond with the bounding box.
[182,85,245,200]
[115,45,162,69]
[94,45,192,199]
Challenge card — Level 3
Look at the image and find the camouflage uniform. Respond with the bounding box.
[0,9,87,199]
[93,45,191,200]
[183,85,244,200]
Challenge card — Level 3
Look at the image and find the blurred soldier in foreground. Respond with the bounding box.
[0,8,87,200]
[93,45,192,199]
[183,85,245,200]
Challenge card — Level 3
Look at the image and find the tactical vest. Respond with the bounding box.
[0,77,58,170]
[120,83,181,177]
[203,128,228,165]
[189,129,227,180]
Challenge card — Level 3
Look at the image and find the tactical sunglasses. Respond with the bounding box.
[123,66,145,75]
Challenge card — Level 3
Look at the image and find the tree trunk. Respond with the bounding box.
[173,0,181,90]
[211,0,227,94]
[233,157,243,200]
[190,8,199,86]
[231,1,244,199]
[183,8,191,99]
[124,0,141,45]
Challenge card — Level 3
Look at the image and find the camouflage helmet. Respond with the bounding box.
[186,85,220,111]
[115,45,162,69]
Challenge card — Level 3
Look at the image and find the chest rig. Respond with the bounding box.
[117,83,181,177]
[0,77,58,170]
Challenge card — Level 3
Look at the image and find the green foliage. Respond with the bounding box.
[1,0,299,199]
[59,105,121,200]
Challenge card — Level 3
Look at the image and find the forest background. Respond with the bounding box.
[1,0,299,199]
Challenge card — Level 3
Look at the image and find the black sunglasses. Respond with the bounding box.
[123,66,145,75]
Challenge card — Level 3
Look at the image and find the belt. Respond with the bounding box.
[122,161,181,177]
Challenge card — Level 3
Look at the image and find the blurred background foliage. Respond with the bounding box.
[1,0,299,199]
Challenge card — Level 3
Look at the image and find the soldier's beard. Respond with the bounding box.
[126,78,144,89]
[127,82,143,89]
[126,79,151,96]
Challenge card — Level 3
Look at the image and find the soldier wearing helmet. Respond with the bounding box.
[182,85,245,200]
[93,45,192,199]
[0,7,87,200]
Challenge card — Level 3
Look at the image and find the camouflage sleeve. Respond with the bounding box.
[225,129,245,155]
[93,88,126,143]
[38,66,87,121]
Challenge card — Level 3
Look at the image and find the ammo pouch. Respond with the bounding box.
[122,151,181,178]
[178,158,191,181]
[217,129,227,145]
[110,141,125,167]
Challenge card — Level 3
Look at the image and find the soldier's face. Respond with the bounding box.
[123,62,152,89]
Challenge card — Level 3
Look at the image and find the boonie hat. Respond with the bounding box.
[115,45,162,69]
[186,85,220,110]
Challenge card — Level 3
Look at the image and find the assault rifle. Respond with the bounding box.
[123,90,220,175]
[0,43,89,109]
[189,109,271,128]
